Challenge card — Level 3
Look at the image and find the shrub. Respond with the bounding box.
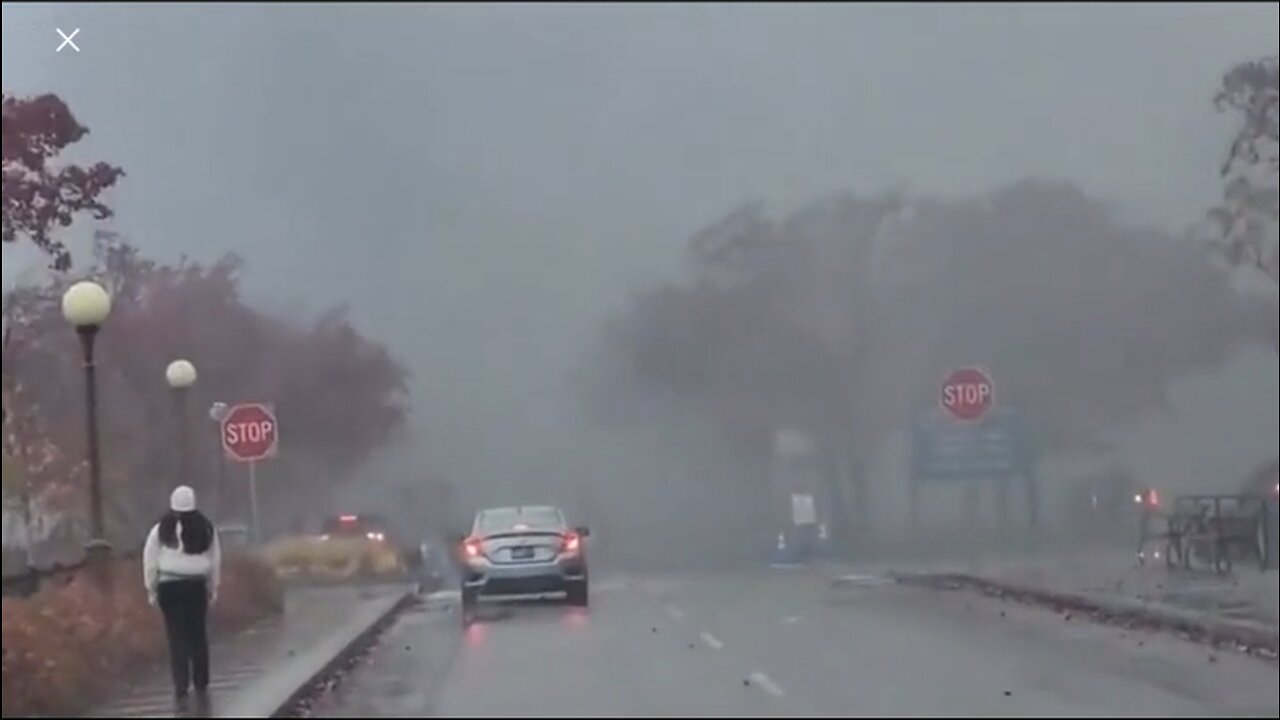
[262,536,404,583]
[1,551,281,717]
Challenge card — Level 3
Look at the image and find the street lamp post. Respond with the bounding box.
[165,360,197,489]
[60,281,112,563]
[209,401,229,518]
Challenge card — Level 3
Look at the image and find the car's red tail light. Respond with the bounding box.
[463,537,483,559]
[561,532,581,554]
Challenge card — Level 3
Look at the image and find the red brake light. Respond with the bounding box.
[339,514,358,524]
[1146,489,1160,508]
[561,532,581,553]
[464,537,482,558]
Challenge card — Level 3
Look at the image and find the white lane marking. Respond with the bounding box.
[699,631,724,650]
[425,589,460,601]
[781,616,801,624]
[665,603,687,622]
[748,671,785,697]
[830,574,893,588]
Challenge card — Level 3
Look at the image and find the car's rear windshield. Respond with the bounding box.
[477,507,564,533]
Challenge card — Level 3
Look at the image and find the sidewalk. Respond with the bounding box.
[826,540,1278,629]
[834,545,1278,657]
[964,550,1279,628]
[90,586,407,718]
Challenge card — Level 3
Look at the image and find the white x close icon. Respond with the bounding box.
[56,28,81,53]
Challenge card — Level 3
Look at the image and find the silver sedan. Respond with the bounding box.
[457,506,590,614]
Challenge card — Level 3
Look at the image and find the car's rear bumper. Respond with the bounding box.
[462,555,587,595]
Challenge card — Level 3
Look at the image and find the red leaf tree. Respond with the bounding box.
[2,94,124,271]
[4,233,410,542]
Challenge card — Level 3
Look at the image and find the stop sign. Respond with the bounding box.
[221,403,279,462]
[939,367,994,422]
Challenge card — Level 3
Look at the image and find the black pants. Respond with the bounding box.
[157,579,210,695]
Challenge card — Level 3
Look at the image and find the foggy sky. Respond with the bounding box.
[3,3,1277,515]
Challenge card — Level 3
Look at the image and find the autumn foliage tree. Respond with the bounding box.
[1209,53,1280,493]
[585,181,1275,545]
[3,92,408,543]
[3,232,410,541]
[2,94,124,271]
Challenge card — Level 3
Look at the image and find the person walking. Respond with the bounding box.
[143,485,222,703]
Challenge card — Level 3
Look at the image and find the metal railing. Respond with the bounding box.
[1139,494,1271,574]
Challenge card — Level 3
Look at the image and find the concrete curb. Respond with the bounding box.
[215,588,414,718]
[892,571,1279,658]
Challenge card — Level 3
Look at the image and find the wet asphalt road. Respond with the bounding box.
[309,568,1278,717]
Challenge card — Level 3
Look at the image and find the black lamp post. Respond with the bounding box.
[60,281,112,561]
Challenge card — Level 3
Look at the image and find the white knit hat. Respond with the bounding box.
[170,485,197,513]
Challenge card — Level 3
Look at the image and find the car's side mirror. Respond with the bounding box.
[575,526,591,538]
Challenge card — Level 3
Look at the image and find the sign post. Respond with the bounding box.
[248,462,260,547]
[220,403,279,543]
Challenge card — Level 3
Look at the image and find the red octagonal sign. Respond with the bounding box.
[221,403,279,462]
[939,367,994,422]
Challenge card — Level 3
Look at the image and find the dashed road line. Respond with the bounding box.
[748,671,786,697]
[665,603,687,622]
[699,631,724,650]
[829,573,894,590]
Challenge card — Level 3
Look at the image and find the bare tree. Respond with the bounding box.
[1209,55,1279,285]
[586,180,1273,544]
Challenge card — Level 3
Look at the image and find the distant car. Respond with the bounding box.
[321,513,395,544]
[457,505,590,613]
[315,513,417,578]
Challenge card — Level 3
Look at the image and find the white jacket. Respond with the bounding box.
[143,520,222,600]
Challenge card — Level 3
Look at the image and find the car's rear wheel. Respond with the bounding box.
[566,579,589,607]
